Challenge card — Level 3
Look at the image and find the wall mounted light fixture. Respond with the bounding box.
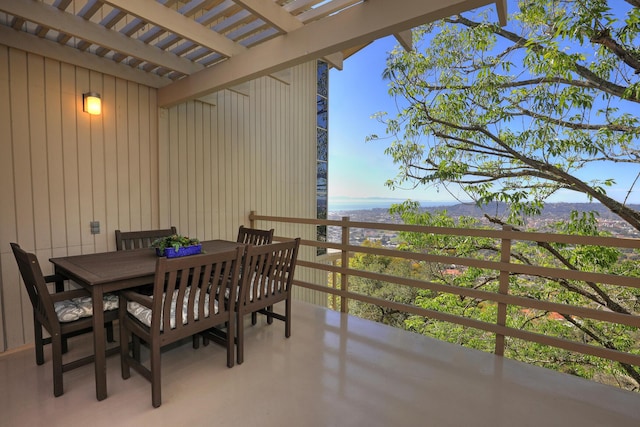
[83,92,101,115]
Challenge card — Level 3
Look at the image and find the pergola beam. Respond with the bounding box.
[233,0,343,69]
[159,0,506,107]
[394,30,412,52]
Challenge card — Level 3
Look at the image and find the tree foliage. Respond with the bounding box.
[371,0,640,229]
[363,0,640,390]
[391,201,640,390]
[345,240,426,328]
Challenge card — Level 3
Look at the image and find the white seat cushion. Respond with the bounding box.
[54,293,119,323]
[127,287,218,330]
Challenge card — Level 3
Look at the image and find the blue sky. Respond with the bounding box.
[328,35,640,206]
[328,36,432,204]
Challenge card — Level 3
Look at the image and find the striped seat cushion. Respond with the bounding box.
[127,287,218,330]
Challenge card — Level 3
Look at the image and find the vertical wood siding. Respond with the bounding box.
[0,46,324,352]
[159,62,324,305]
[0,47,160,351]
[159,64,319,244]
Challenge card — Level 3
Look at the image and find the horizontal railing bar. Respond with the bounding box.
[262,214,640,249]
[296,260,640,328]
[298,241,640,289]
[339,289,640,367]
[294,279,344,297]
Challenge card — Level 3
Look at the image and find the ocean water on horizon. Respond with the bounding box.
[328,199,457,212]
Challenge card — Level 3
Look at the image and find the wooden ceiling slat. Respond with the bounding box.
[297,0,362,23]
[10,17,25,30]
[102,0,246,57]
[283,0,326,16]
[33,0,72,38]
[233,0,300,33]
[103,9,128,29]
[78,0,103,20]
[55,0,74,10]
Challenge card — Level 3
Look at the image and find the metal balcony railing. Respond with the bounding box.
[250,212,640,371]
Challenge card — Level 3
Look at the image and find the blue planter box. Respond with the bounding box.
[156,244,202,258]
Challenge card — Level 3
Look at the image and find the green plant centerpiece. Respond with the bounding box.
[151,234,201,258]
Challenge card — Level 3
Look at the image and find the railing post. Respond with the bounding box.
[495,225,512,356]
[331,259,338,310]
[249,210,256,229]
[340,216,350,313]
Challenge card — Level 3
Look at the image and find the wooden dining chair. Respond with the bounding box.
[119,246,244,408]
[115,226,177,250]
[236,225,274,245]
[115,227,179,360]
[235,238,300,364]
[196,226,276,349]
[10,243,120,397]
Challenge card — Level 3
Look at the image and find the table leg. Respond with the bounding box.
[92,287,107,401]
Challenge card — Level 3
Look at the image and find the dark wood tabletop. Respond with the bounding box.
[49,239,243,401]
[50,240,242,291]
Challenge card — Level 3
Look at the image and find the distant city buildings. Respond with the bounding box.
[327,203,639,247]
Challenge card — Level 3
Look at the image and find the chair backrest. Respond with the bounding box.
[236,225,274,245]
[238,238,300,306]
[10,243,59,333]
[115,227,177,250]
[149,246,244,338]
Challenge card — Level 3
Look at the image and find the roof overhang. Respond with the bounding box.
[0,0,507,107]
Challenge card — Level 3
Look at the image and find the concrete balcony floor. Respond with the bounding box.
[1,301,640,426]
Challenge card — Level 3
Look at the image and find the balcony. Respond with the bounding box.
[1,213,640,425]
[1,301,639,426]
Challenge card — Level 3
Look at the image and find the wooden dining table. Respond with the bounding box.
[49,239,243,401]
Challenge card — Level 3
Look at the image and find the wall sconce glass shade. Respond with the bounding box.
[83,92,101,115]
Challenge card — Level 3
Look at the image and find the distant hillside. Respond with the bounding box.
[330,202,640,220]
[327,202,640,239]
[424,202,640,220]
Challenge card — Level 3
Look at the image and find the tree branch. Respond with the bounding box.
[514,105,637,132]
[448,15,640,103]
[421,109,640,231]
[590,28,640,75]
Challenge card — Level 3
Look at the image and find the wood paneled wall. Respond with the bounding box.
[160,66,317,239]
[0,45,322,352]
[159,63,324,305]
[0,46,160,351]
